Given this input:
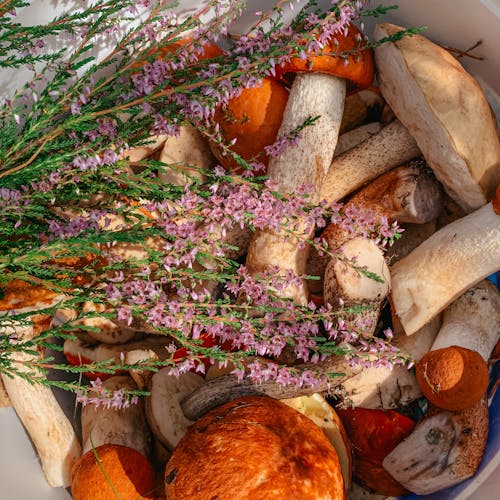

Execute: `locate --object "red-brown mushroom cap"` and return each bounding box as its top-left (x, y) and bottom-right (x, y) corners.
top-left (275, 24), bottom-right (374, 89)
top-left (71, 444), bottom-right (156, 500)
top-left (210, 76), bottom-right (289, 173)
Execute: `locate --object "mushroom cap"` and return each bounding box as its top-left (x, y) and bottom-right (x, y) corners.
top-left (164, 395), bottom-right (345, 499)
top-left (210, 76), bottom-right (289, 173)
top-left (416, 346), bottom-right (489, 411)
top-left (336, 407), bottom-right (415, 496)
top-left (71, 444), bottom-right (155, 500)
top-left (0, 280), bottom-right (56, 311)
top-left (275, 24), bottom-right (374, 89)
top-left (374, 23), bottom-right (500, 212)
top-left (493, 183), bottom-right (500, 215)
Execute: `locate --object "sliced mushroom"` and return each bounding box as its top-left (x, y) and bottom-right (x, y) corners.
top-left (382, 398), bottom-right (489, 495)
top-left (374, 23), bottom-right (500, 212)
top-left (145, 368), bottom-right (205, 450)
top-left (390, 201), bottom-right (500, 335)
top-left (81, 375), bottom-right (151, 458)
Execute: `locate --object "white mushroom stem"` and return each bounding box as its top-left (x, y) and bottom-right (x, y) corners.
top-left (81, 375), bottom-right (151, 458)
top-left (334, 121), bottom-right (382, 157)
top-left (391, 201), bottom-right (500, 335)
top-left (320, 119), bottom-right (421, 203)
top-left (180, 354), bottom-right (362, 421)
top-left (1, 359), bottom-right (82, 487)
top-left (125, 348), bottom-right (159, 390)
top-left (0, 296), bottom-right (80, 488)
top-left (374, 23), bottom-right (500, 212)
top-left (430, 280), bottom-right (500, 361)
top-left (338, 314), bottom-right (442, 409)
top-left (382, 398), bottom-right (489, 495)
top-left (323, 238), bottom-right (391, 335)
top-left (246, 72), bottom-right (346, 304)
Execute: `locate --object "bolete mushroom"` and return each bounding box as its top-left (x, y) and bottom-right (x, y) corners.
top-left (164, 396), bottom-right (345, 500)
top-left (245, 23), bottom-right (374, 305)
top-left (374, 23), bottom-right (500, 212)
top-left (390, 197), bottom-right (500, 335)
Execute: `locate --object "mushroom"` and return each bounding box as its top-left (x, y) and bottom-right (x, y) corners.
top-left (71, 444), bottom-right (156, 500)
top-left (282, 393), bottom-right (353, 490)
top-left (336, 407), bottom-right (416, 496)
top-left (210, 76), bottom-right (289, 174)
top-left (320, 119), bottom-right (421, 203)
top-left (0, 378), bottom-right (10, 407)
top-left (158, 124), bottom-right (217, 186)
top-left (374, 23), bottom-right (500, 212)
top-left (0, 282), bottom-right (80, 488)
top-left (382, 398), bottom-right (489, 495)
top-left (145, 367), bottom-right (205, 450)
top-left (390, 198), bottom-right (500, 335)
top-left (339, 88), bottom-right (384, 134)
top-left (334, 121), bottom-right (382, 157)
top-left (307, 162), bottom-right (441, 294)
top-left (164, 396), bottom-right (345, 500)
top-left (121, 134), bottom-right (168, 163)
top-left (245, 23), bottom-right (374, 305)
top-left (81, 375), bottom-right (152, 458)
top-left (415, 280), bottom-right (499, 411)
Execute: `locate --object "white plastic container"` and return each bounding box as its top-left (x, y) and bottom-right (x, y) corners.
top-left (0, 1), bottom-right (498, 499)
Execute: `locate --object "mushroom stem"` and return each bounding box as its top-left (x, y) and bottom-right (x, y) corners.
top-left (430, 280), bottom-right (500, 361)
top-left (180, 354), bottom-right (361, 421)
top-left (0, 378), bottom-right (10, 407)
top-left (334, 121), bottom-right (381, 157)
top-left (0, 294), bottom-right (81, 488)
top-left (81, 375), bottom-right (151, 458)
top-left (246, 72), bottom-right (346, 304)
top-left (320, 119), bottom-right (420, 203)
top-left (390, 201), bottom-right (500, 335)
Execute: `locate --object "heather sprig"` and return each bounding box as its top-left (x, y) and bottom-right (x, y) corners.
top-left (0, 0), bottom-right (418, 407)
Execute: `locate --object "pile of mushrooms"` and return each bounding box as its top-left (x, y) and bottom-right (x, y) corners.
top-left (1, 21), bottom-right (500, 499)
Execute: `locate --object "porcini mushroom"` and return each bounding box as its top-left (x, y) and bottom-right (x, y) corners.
top-left (81, 375), bottom-right (151, 458)
top-left (374, 23), bottom-right (500, 212)
top-left (245, 23), bottom-right (374, 304)
top-left (382, 398), bottom-right (489, 495)
top-left (390, 198), bottom-right (500, 335)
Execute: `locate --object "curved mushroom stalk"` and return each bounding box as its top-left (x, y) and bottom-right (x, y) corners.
top-left (374, 23), bottom-right (500, 212)
top-left (180, 355), bottom-right (362, 421)
top-left (382, 398), bottom-right (489, 495)
top-left (246, 72), bottom-right (346, 304)
top-left (81, 375), bottom-right (151, 459)
top-left (320, 119), bottom-right (421, 203)
top-left (391, 201), bottom-right (500, 335)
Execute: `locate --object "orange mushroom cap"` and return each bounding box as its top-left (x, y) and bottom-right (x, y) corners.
top-left (275, 24), bottom-right (374, 90)
top-left (416, 345), bottom-right (489, 411)
top-left (492, 183), bottom-right (500, 215)
top-left (71, 444), bottom-right (156, 500)
top-left (210, 76), bottom-right (289, 174)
